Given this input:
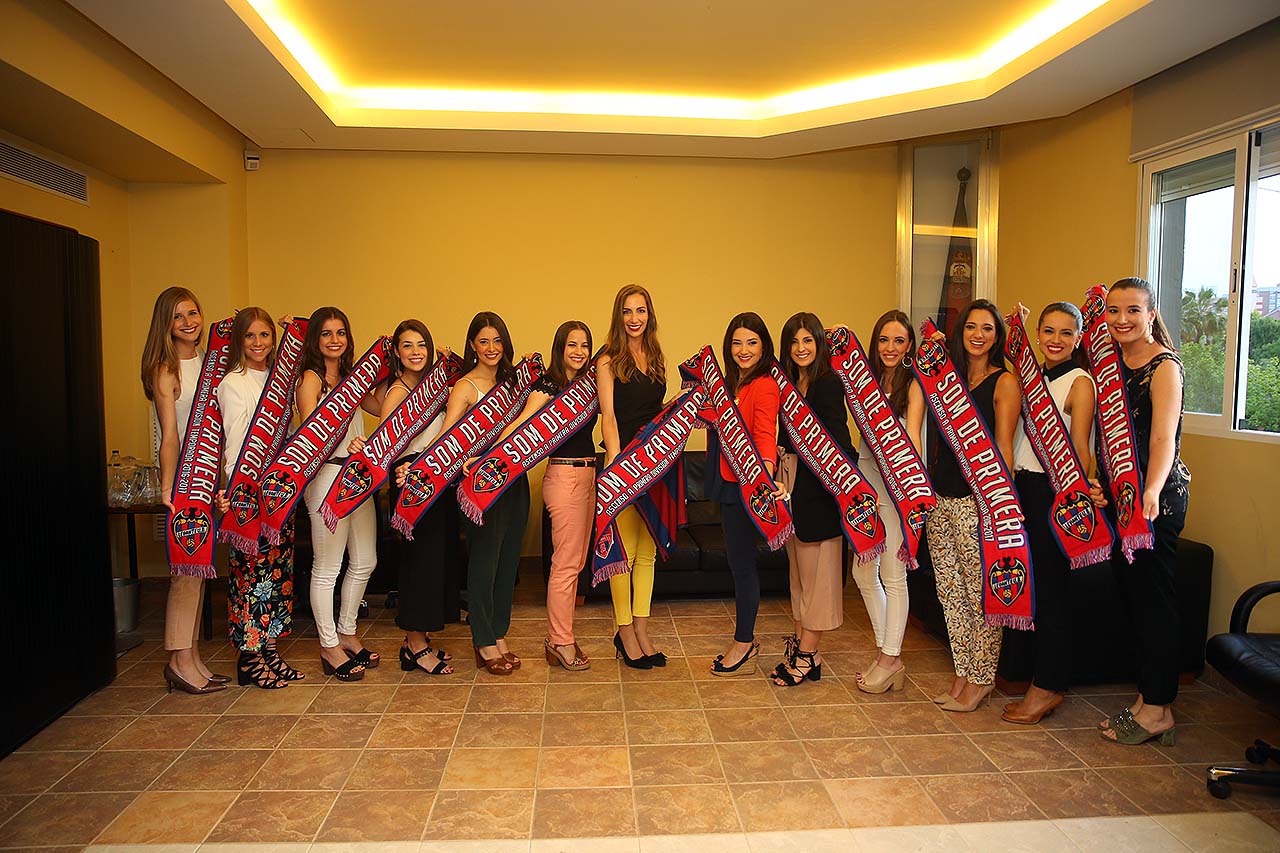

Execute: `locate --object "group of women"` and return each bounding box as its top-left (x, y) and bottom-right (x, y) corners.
top-left (140, 276), bottom-right (1189, 748)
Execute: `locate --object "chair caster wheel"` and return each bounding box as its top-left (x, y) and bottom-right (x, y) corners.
top-left (1246, 746), bottom-right (1266, 764)
top-left (1207, 779), bottom-right (1232, 799)
top-left (358, 599), bottom-right (370, 619)
top-left (385, 592), bottom-right (398, 609)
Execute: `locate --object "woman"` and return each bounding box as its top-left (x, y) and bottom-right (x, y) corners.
top-left (1098, 277), bottom-right (1190, 746)
top-left (141, 286), bottom-right (227, 694)
top-left (298, 307), bottom-right (382, 682)
top-left (486, 321), bottom-right (597, 672)
top-left (363, 320), bottom-right (453, 676)
top-left (772, 312), bottom-right (851, 686)
top-left (598, 285), bottom-right (667, 670)
top-left (926, 300), bottom-right (1020, 712)
top-left (854, 310), bottom-right (926, 694)
top-left (1002, 302), bottom-right (1095, 723)
top-left (708, 312), bottom-right (782, 677)
top-left (217, 308), bottom-right (302, 689)
top-left (450, 312), bottom-right (527, 676)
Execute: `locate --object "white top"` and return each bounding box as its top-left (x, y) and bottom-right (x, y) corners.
top-left (216, 367), bottom-right (268, 479)
top-left (404, 411), bottom-right (445, 458)
top-left (1014, 365), bottom-right (1093, 474)
top-left (150, 353), bottom-right (203, 460)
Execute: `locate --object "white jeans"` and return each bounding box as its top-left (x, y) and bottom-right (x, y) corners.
top-left (305, 464), bottom-right (378, 649)
top-left (851, 463), bottom-right (909, 657)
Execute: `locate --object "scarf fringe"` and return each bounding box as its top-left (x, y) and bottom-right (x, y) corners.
top-left (897, 543), bottom-right (920, 571)
top-left (391, 514), bottom-right (414, 540)
top-left (320, 503), bottom-right (341, 534)
top-left (1121, 532), bottom-right (1154, 564)
top-left (986, 613), bottom-right (1035, 631)
top-left (591, 559), bottom-right (630, 588)
top-left (855, 538), bottom-right (887, 565)
top-left (458, 492), bottom-right (485, 526)
top-left (170, 562), bottom-right (216, 579)
top-left (217, 529), bottom-right (259, 554)
top-left (260, 524), bottom-right (283, 548)
top-left (767, 523), bottom-right (794, 552)
top-left (1069, 545), bottom-right (1112, 571)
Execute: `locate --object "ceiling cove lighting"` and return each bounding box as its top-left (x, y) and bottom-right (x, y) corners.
top-left (242, 0), bottom-right (1114, 120)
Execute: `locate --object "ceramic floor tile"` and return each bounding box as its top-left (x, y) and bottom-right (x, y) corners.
top-left (247, 749), bottom-right (361, 790)
top-left (542, 711), bottom-right (627, 746)
top-left (314, 789), bottom-right (435, 842)
top-left (783, 704), bottom-right (877, 739)
top-left (618, 657), bottom-right (693, 682)
top-left (224, 684), bottom-right (321, 715)
top-left (191, 714), bottom-right (299, 750)
top-left (386, 684), bottom-right (472, 714)
top-left (205, 790), bottom-right (337, 843)
top-left (52, 751), bottom-right (182, 792)
top-left (102, 716), bottom-right (218, 751)
top-left (0, 792), bottom-right (136, 846)
top-left (465, 684), bottom-right (548, 713)
top-left (279, 713), bottom-right (381, 750)
top-left (953, 819), bottom-right (1077, 852)
top-left (66, 687), bottom-right (168, 717)
top-left (862, 702), bottom-right (959, 736)
top-left (802, 737), bottom-right (909, 779)
top-left (745, 827), bottom-right (858, 852)
top-left (621, 681), bottom-right (702, 712)
top-left (632, 784), bottom-right (741, 835)
top-left (624, 710), bottom-right (713, 745)
top-left (344, 748), bottom-right (449, 790)
top-left (144, 687), bottom-right (243, 716)
top-left (822, 777), bottom-right (947, 827)
top-left (695, 680), bottom-right (779, 711)
top-left (919, 773), bottom-right (1046, 823)
top-left (94, 790), bottom-right (237, 844)
top-left (703, 708), bottom-right (795, 743)
top-left (366, 713), bottom-right (461, 749)
top-left (1005, 768), bottom-right (1143, 819)
top-left (1099, 765), bottom-right (1241, 814)
top-left (1053, 815), bottom-right (1185, 851)
top-left (0, 794), bottom-right (32, 826)
top-left (629, 744), bottom-right (724, 786)
top-left (1153, 811), bottom-right (1280, 851)
top-left (968, 730), bottom-right (1086, 772)
top-left (455, 712), bottom-right (544, 748)
top-left (538, 746), bottom-right (631, 788)
top-left (1049, 727), bottom-right (1176, 768)
top-left (149, 750), bottom-right (271, 792)
top-left (531, 788), bottom-right (636, 838)
top-left (543, 683), bottom-right (624, 713)
top-left (18, 716), bottom-right (133, 752)
top-left (0, 751), bottom-right (90, 794)
top-left (440, 747), bottom-right (541, 789)
top-left (422, 788), bottom-right (535, 840)
top-left (728, 781), bottom-right (843, 832)
top-left (886, 734), bottom-right (998, 776)
top-left (308, 685), bottom-right (398, 715)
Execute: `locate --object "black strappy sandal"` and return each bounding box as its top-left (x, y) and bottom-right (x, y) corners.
top-left (321, 657), bottom-right (366, 681)
top-left (344, 647), bottom-right (380, 669)
top-left (772, 650), bottom-right (822, 686)
top-left (262, 646), bottom-right (305, 681)
top-left (237, 652), bottom-right (288, 690)
top-left (400, 644), bottom-right (452, 675)
top-left (425, 637), bottom-right (452, 662)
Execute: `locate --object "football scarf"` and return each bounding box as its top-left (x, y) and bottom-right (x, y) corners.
top-left (459, 364), bottom-right (599, 524)
top-left (167, 317), bottom-right (234, 578)
top-left (914, 320), bottom-right (1035, 630)
top-left (258, 336), bottom-right (395, 545)
top-left (770, 362), bottom-right (886, 563)
top-left (679, 346), bottom-right (793, 551)
top-left (1006, 311), bottom-right (1115, 570)
top-left (826, 327), bottom-right (936, 570)
top-left (391, 356), bottom-right (544, 538)
top-left (219, 317), bottom-right (309, 553)
top-left (592, 387), bottom-right (702, 585)
top-left (320, 352), bottom-right (464, 531)
top-left (1081, 284), bottom-right (1154, 561)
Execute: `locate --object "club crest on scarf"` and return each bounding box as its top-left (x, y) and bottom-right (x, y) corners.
top-left (749, 483), bottom-right (779, 526)
top-left (171, 507), bottom-right (211, 556)
top-left (337, 460), bottom-right (373, 503)
top-left (472, 458), bottom-right (510, 494)
top-left (845, 493), bottom-right (879, 538)
top-left (906, 502), bottom-right (930, 536)
top-left (1054, 490), bottom-right (1097, 541)
top-left (915, 339), bottom-right (948, 377)
top-left (1117, 480), bottom-right (1138, 529)
top-left (400, 469), bottom-right (435, 508)
top-left (827, 325), bottom-right (851, 356)
top-left (594, 524), bottom-right (615, 560)
top-left (228, 482), bottom-right (257, 525)
top-left (261, 470), bottom-right (295, 515)
top-left (988, 555), bottom-right (1028, 608)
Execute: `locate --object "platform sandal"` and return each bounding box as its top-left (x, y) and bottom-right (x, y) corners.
top-left (321, 656), bottom-right (366, 681)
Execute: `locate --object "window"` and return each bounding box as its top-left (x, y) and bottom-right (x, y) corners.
top-left (1140, 120), bottom-right (1280, 438)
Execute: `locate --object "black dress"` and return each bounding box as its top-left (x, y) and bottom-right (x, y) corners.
top-left (609, 368), bottom-right (666, 448)
top-left (778, 371), bottom-right (857, 542)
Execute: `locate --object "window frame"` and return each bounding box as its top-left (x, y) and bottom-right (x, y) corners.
top-left (1137, 117), bottom-right (1280, 445)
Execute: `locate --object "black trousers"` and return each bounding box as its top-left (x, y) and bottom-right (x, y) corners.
top-left (389, 460), bottom-right (448, 634)
top-left (1015, 471), bottom-right (1071, 693)
top-left (1109, 498), bottom-right (1186, 706)
top-left (721, 492), bottom-right (760, 643)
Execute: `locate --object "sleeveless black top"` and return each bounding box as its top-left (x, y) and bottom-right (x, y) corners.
top-left (611, 369), bottom-right (666, 447)
top-left (531, 375), bottom-right (600, 459)
top-left (931, 369), bottom-right (1003, 499)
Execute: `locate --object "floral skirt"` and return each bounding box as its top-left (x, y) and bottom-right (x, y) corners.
top-left (227, 516), bottom-right (295, 652)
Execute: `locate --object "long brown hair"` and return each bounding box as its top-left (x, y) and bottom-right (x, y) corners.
top-left (226, 307), bottom-right (276, 374)
top-left (140, 286), bottom-right (203, 401)
top-left (779, 312), bottom-right (831, 389)
top-left (462, 311), bottom-right (515, 382)
top-left (1109, 276), bottom-right (1176, 350)
top-left (722, 312), bottom-right (774, 394)
top-left (546, 320), bottom-right (593, 390)
top-left (949, 299), bottom-right (1007, 376)
top-left (391, 319), bottom-right (434, 381)
top-left (869, 310), bottom-right (917, 419)
top-left (301, 306), bottom-right (354, 392)
top-left (603, 284), bottom-right (665, 383)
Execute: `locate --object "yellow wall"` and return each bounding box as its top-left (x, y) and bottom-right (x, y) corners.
top-left (245, 146), bottom-right (901, 551)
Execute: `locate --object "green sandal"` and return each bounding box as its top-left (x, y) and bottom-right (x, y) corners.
top-left (1097, 707), bottom-right (1134, 731)
top-left (1100, 711), bottom-right (1176, 746)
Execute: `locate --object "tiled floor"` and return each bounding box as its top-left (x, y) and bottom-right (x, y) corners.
top-left (3, 569), bottom-right (1279, 851)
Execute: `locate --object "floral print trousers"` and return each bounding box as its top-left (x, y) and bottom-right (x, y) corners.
top-left (227, 517), bottom-right (295, 652)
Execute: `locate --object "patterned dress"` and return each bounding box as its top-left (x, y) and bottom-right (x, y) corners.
top-left (228, 517), bottom-right (296, 652)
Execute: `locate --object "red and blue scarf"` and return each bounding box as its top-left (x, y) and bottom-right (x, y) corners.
top-left (826, 327), bottom-right (936, 569)
top-left (592, 387), bottom-right (700, 586)
top-left (770, 362), bottom-right (886, 562)
top-left (391, 356), bottom-right (544, 538)
top-left (320, 352), bottom-right (463, 531)
top-left (460, 364), bottom-right (599, 524)
top-left (1006, 311), bottom-right (1115, 569)
top-left (679, 346), bottom-right (793, 550)
top-left (1081, 285), bottom-right (1154, 561)
top-left (258, 337), bottom-right (395, 545)
top-left (915, 320), bottom-right (1034, 630)
top-left (167, 317), bottom-right (234, 577)
top-left (219, 317), bottom-right (308, 553)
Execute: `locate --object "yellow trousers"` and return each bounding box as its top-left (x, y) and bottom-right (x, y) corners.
top-left (608, 506), bottom-right (656, 625)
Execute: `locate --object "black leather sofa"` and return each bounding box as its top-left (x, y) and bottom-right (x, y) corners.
top-left (542, 450), bottom-right (794, 600)
top-left (906, 531), bottom-right (1214, 686)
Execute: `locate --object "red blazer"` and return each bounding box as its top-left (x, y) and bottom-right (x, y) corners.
top-left (720, 374), bottom-right (780, 482)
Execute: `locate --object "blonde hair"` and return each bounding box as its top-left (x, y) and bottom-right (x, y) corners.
top-left (140, 286), bottom-right (203, 401)
top-left (603, 284), bottom-right (664, 383)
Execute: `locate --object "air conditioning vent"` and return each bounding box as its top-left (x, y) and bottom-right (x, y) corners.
top-left (0, 141), bottom-right (88, 203)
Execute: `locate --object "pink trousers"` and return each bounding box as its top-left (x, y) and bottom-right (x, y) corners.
top-left (543, 463), bottom-right (595, 645)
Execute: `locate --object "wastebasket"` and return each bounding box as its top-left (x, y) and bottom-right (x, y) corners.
top-left (113, 577), bottom-right (140, 634)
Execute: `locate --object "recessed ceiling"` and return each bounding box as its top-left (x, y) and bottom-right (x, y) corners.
top-left (67, 0), bottom-right (1280, 157)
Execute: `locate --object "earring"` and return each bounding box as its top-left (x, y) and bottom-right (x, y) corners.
top-left (902, 356), bottom-right (914, 368)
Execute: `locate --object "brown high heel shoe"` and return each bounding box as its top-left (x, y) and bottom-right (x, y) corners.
top-left (475, 646), bottom-right (514, 676)
top-left (164, 664), bottom-right (226, 695)
top-left (545, 639), bottom-right (591, 671)
top-left (1002, 693), bottom-right (1064, 724)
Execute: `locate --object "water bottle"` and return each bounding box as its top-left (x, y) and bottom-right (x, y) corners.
top-left (107, 450), bottom-right (123, 507)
